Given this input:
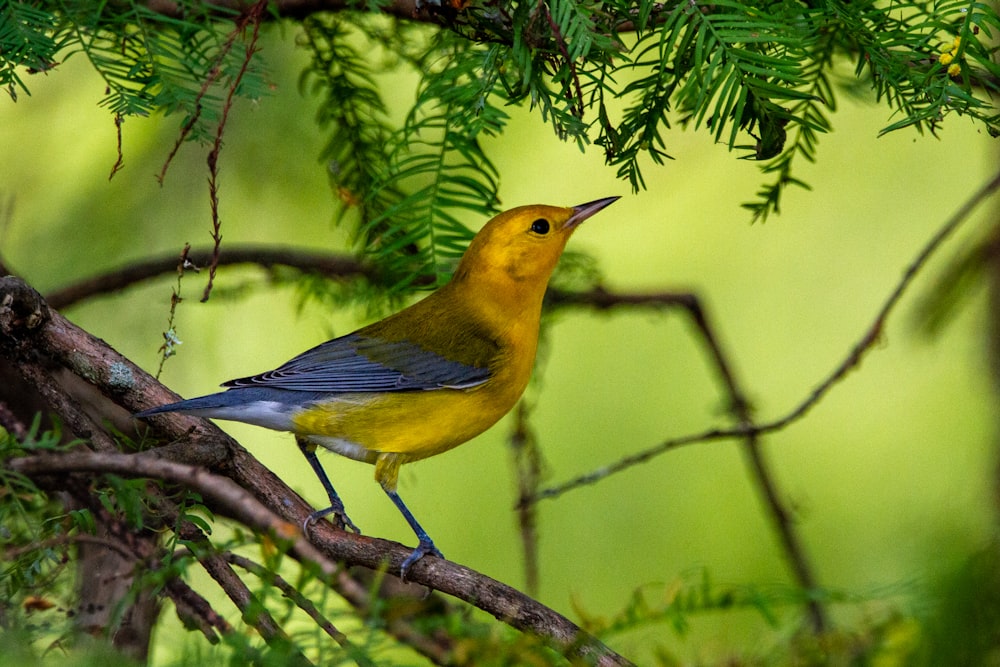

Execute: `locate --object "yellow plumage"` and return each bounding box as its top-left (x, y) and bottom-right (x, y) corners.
top-left (137, 197), bottom-right (618, 577)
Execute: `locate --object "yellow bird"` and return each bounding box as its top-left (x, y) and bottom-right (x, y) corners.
top-left (136, 197), bottom-right (618, 577)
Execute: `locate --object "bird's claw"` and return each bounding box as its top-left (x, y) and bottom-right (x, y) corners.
top-left (399, 539), bottom-right (444, 582)
top-left (303, 505), bottom-right (361, 535)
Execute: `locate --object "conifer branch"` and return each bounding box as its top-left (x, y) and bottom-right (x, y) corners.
top-left (4, 0), bottom-right (997, 271)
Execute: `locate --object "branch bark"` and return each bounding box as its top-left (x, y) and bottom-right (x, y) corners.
top-left (549, 285), bottom-right (828, 631)
top-left (33, 247), bottom-right (829, 629)
top-left (0, 275), bottom-right (633, 667)
top-left (146, 0), bottom-right (419, 21)
top-left (43, 245), bottom-right (373, 310)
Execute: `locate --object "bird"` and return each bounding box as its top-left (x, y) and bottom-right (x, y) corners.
top-left (136, 196), bottom-right (618, 578)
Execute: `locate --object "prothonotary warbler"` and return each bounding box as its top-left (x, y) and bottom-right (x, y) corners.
top-left (136, 197), bottom-right (618, 578)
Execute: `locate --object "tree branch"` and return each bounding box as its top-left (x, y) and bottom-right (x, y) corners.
top-left (36, 244), bottom-right (828, 627)
top-left (43, 246), bottom-right (373, 310)
top-left (0, 275), bottom-right (634, 667)
top-left (196, 545), bottom-right (306, 660)
top-left (147, 0), bottom-right (419, 21)
top-left (550, 285), bottom-right (827, 631)
top-left (226, 552), bottom-right (377, 667)
top-left (165, 575), bottom-right (233, 642)
top-left (508, 400), bottom-right (543, 596)
top-left (531, 166), bottom-right (1000, 500)
top-left (329, 567), bottom-right (457, 664)
top-left (8, 451), bottom-right (341, 576)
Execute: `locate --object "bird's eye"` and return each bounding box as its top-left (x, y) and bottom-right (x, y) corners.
top-left (530, 218), bottom-right (550, 235)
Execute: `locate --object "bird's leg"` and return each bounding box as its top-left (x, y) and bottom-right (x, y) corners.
top-left (384, 488), bottom-right (445, 581)
top-left (296, 436), bottom-right (360, 534)
top-left (375, 453), bottom-right (444, 580)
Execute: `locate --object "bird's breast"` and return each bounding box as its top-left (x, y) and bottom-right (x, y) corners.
top-left (291, 365), bottom-right (527, 464)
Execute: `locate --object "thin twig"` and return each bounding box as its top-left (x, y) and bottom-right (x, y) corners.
top-left (546, 286), bottom-right (698, 310)
top-left (226, 552), bottom-right (378, 667)
top-left (0, 399), bottom-right (28, 440)
top-left (15, 361), bottom-right (119, 453)
top-left (145, 0), bottom-right (419, 22)
top-left (195, 547), bottom-right (302, 655)
top-left (552, 285), bottom-right (827, 629)
top-left (8, 451), bottom-right (340, 578)
top-left (155, 2), bottom-right (263, 184)
top-left (201, 1), bottom-right (268, 303)
top-left (683, 299), bottom-right (827, 632)
top-left (109, 113), bottom-right (125, 180)
top-left (2, 532), bottom-right (135, 562)
top-left (165, 576), bottom-right (233, 642)
top-left (330, 569), bottom-right (456, 665)
top-left (531, 167), bottom-right (1000, 502)
top-left (509, 400), bottom-right (542, 596)
top-left (43, 246), bottom-right (371, 310)
top-left (541, 2), bottom-right (585, 118)
top-left (156, 243), bottom-right (191, 378)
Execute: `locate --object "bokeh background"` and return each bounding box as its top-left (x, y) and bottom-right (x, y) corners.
top-left (2, 27), bottom-right (997, 663)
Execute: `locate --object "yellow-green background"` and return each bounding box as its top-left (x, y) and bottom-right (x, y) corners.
top-left (1, 27), bottom-right (996, 663)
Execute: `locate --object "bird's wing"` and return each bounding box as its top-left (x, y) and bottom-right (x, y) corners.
top-left (222, 333), bottom-right (491, 393)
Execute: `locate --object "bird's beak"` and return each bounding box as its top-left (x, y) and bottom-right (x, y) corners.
top-left (566, 196), bottom-right (620, 229)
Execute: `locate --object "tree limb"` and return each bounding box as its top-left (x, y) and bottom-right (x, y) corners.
top-left (531, 166), bottom-right (1000, 500)
top-left (36, 247), bottom-right (828, 628)
top-left (549, 285), bottom-right (827, 631)
top-left (43, 245), bottom-right (373, 310)
top-left (226, 552), bottom-right (377, 667)
top-left (146, 0), bottom-right (419, 22)
top-left (0, 275), bottom-right (634, 667)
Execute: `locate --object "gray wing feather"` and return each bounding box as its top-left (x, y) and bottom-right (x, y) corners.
top-left (222, 333), bottom-right (489, 393)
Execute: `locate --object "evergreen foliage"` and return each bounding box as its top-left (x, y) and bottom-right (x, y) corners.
top-left (2, 0), bottom-right (998, 279)
top-left (3, 4), bottom-right (1000, 664)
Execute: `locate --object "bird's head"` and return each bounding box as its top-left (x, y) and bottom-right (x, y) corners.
top-left (453, 197), bottom-right (619, 289)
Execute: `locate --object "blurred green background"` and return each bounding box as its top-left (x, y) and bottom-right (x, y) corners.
top-left (1, 27), bottom-right (997, 663)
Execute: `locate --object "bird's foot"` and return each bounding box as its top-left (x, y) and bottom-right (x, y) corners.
top-left (303, 504), bottom-right (361, 535)
top-left (399, 538), bottom-right (444, 582)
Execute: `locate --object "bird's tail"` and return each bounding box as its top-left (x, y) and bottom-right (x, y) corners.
top-left (134, 392), bottom-right (236, 419)
top-left (134, 387), bottom-right (309, 431)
